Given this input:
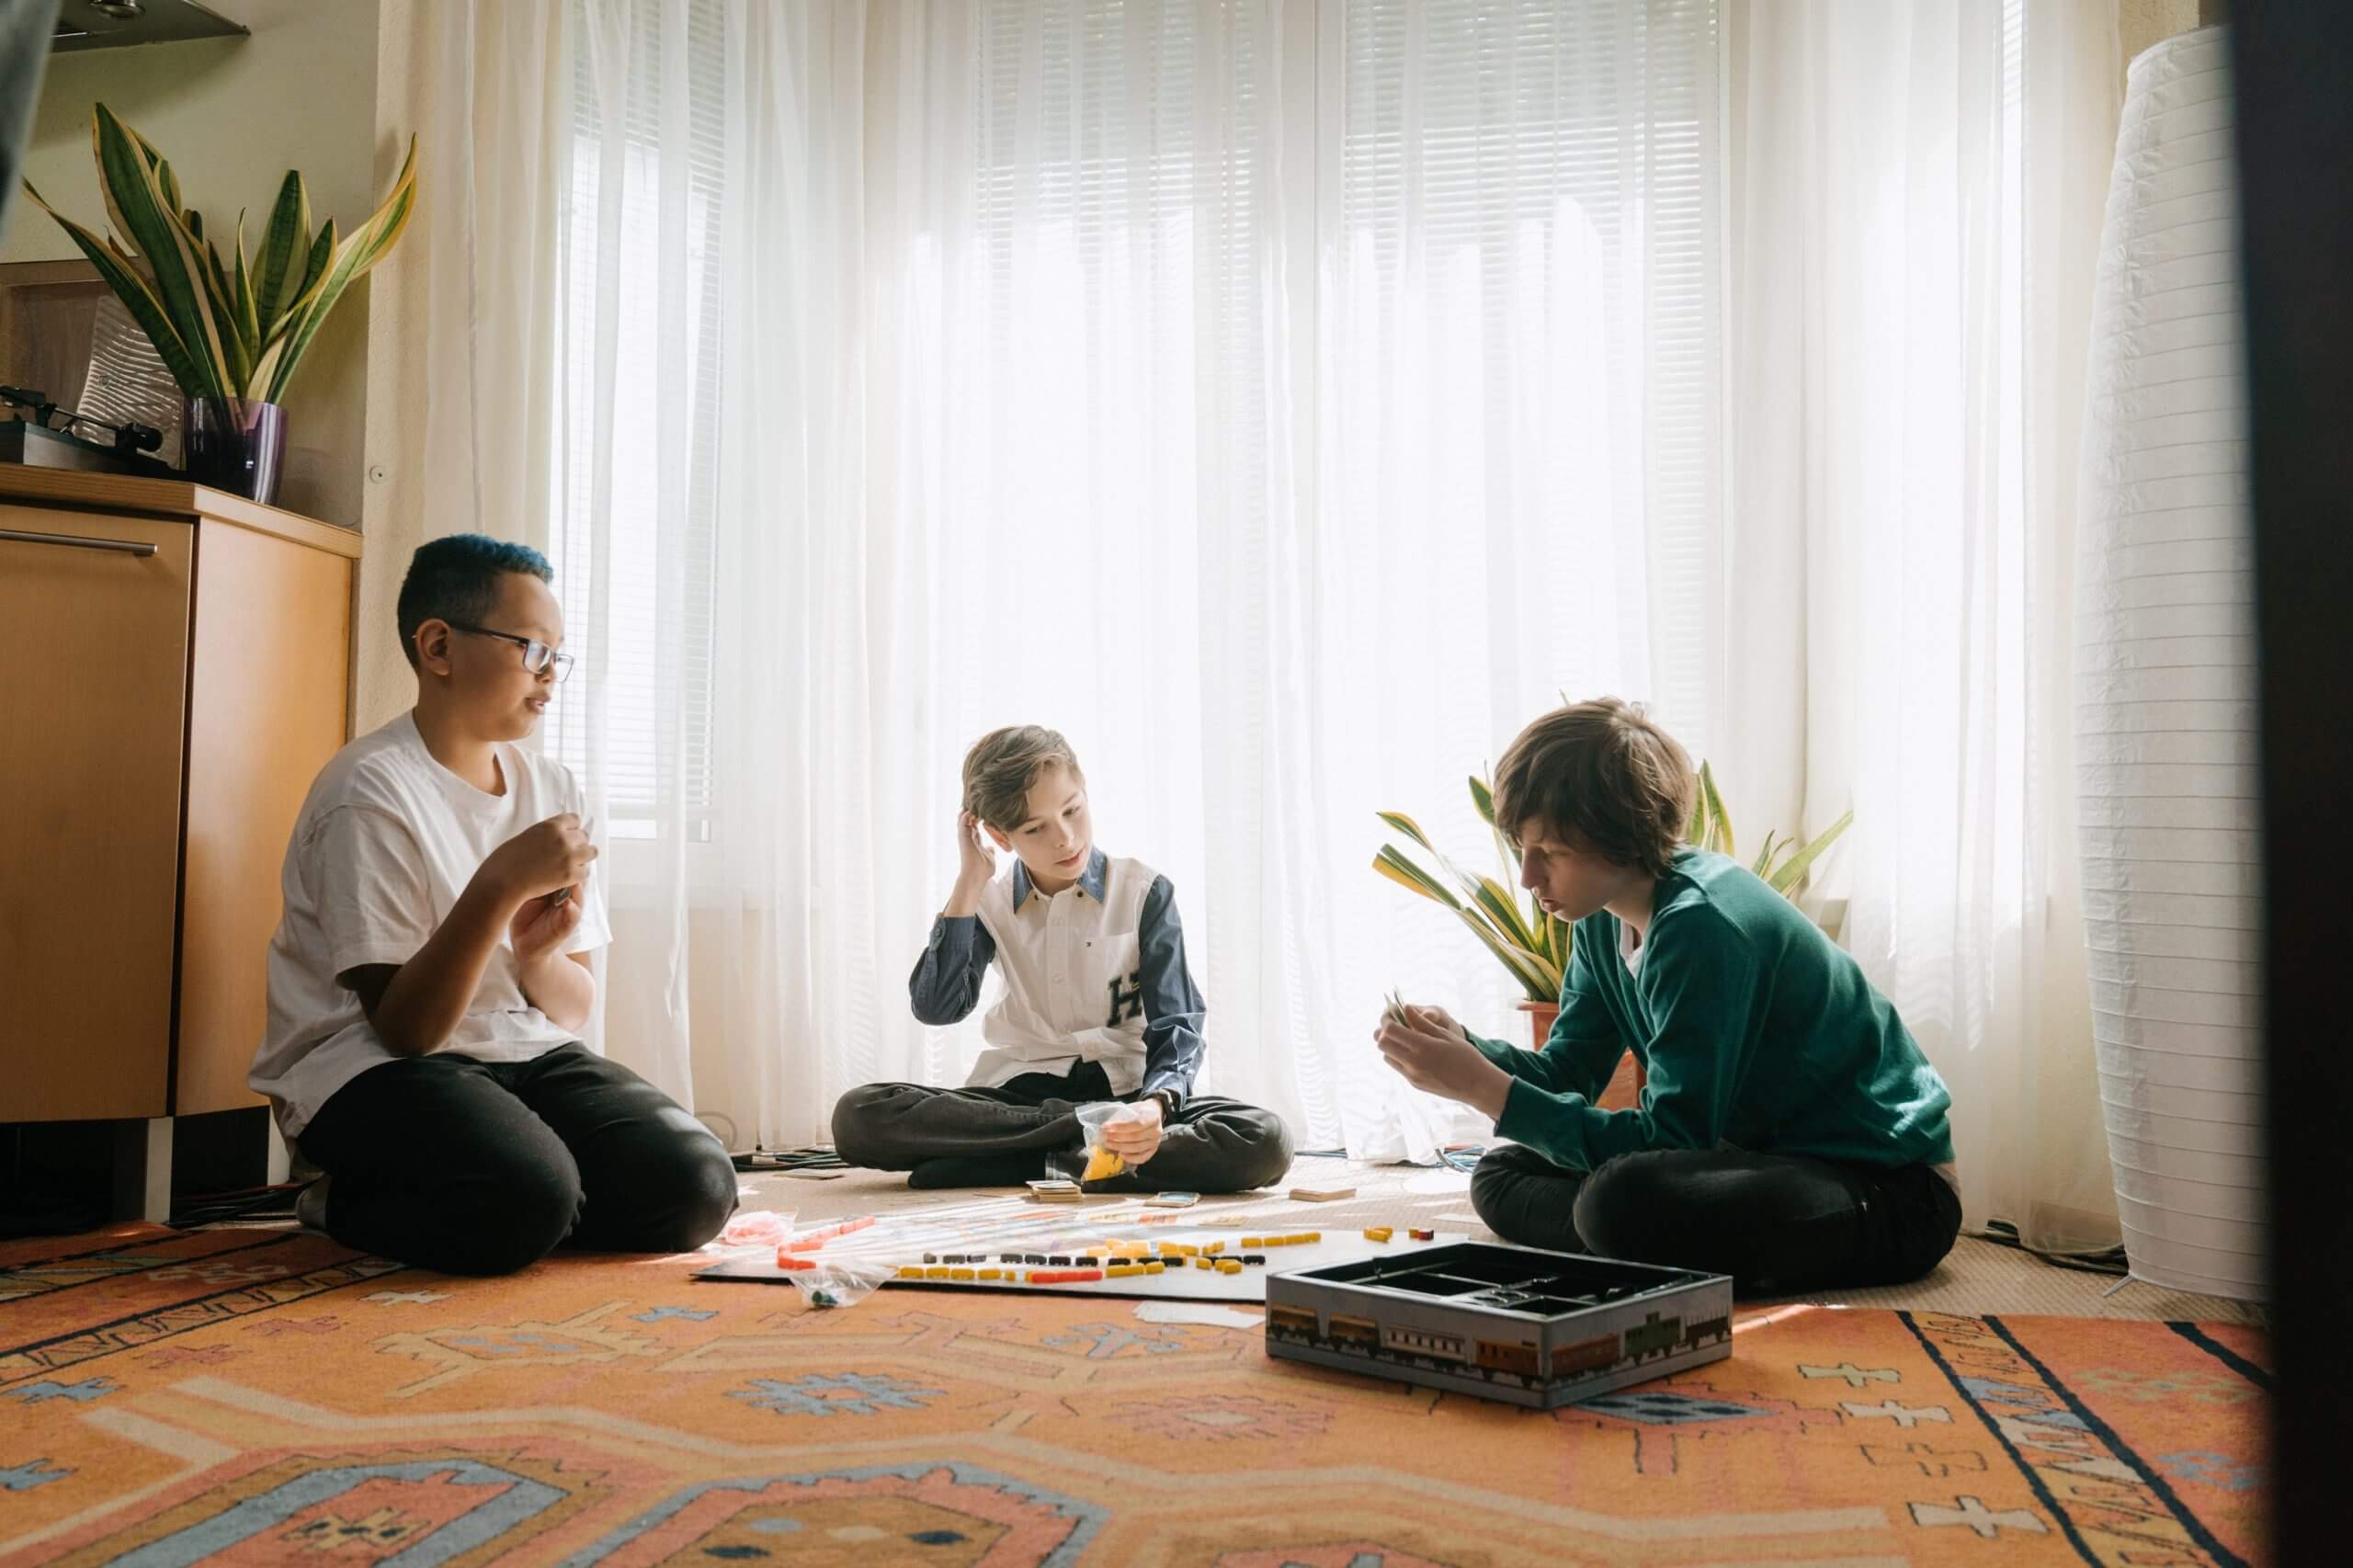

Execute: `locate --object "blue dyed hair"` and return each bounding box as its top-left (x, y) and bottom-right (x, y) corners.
top-left (395, 533), bottom-right (554, 670)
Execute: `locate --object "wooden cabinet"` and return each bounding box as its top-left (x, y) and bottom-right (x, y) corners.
top-left (1, 469), bottom-right (359, 1134)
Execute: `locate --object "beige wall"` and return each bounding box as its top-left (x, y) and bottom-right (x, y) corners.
top-left (1, 0), bottom-right (384, 528)
top-left (2119, 0), bottom-right (2218, 83)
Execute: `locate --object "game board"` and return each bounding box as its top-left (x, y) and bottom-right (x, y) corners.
top-left (691, 1191), bottom-right (1469, 1302)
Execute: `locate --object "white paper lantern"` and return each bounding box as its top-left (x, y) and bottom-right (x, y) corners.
top-left (2075, 26), bottom-right (2262, 1301)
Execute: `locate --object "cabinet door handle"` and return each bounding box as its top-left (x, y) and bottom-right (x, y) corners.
top-left (0, 527), bottom-right (159, 558)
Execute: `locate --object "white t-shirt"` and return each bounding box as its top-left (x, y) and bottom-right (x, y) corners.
top-left (249, 711), bottom-right (611, 1138)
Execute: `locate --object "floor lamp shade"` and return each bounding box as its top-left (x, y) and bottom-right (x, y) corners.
top-left (2075, 27), bottom-right (2262, 1301)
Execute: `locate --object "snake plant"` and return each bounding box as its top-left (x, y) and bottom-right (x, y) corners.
top-left (24, 104), bottom-right (415, 405)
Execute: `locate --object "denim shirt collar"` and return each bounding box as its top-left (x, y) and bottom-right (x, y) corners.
top-left (1011, 846), bottom-right (1109, 911)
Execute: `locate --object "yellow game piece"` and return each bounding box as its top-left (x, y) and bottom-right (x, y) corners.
top-left (899, 1266), bottom-right (926, 1279)
top-left (926, 1266), bottom-right (951, 1278)
top-left (1193, 1256), bottom-right (1212, 1269)
top-left (950, 1267), bottom-right (975, 1280)
top-left (1083, 1145), bottom-right (1126, 1182)
top-left (1107, 1263), bottom-right (1139, 1278)
top-left (980, 1267), bottom-right (1002, 1280)
top-left (1218, 1258), bottom-right (1244, 1274)
top-left (1241, 1236), bottom-right (1264, 1248)
top-left (1144, 1260), bottom-right (1165, 1274)
top-left (1364, 1226), bottom-right (1393, 1243)
top-left (1203, 1240), bottom-right (1224, 1255)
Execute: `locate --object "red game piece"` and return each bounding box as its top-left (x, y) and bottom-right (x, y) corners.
top-left (783, 1214), bottom-right (876, 1253)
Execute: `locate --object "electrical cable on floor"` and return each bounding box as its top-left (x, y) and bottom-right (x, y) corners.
top-left (1979, 1218), bottom-right (2130, 1275)
top-left (1290, 1145), bottom-right (1486, 1172)
top-left (168, 1184), bottom-right (303, 1228)
top-left (732, 1145), bottom-right (848, 1173)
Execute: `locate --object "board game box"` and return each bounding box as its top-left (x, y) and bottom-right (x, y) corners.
top-left (1263, 1241), bottom-right (1733, 1408)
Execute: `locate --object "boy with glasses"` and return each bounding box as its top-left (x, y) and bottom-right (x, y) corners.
top-left (249, 534), bottom-right (735, 1275)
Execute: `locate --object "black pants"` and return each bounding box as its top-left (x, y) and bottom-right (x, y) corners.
top-left (297, 1044), bottom-right (738, 1277)
top-left (1469, 1141), bottom-right (1961, 1296)
top-left (831, 1061), bottom-right (1293, 1193)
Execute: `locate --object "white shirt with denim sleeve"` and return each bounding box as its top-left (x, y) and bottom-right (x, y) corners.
top-left (247, 711), bottom-right (612, 1139)
top-left (908, 848), bottom-right (1208, 1102)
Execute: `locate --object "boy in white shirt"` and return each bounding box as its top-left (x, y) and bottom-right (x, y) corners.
top-left (833, 726), bottom-right (1292, 1191)
top-left (250, 535), bottom-right (735, 1275)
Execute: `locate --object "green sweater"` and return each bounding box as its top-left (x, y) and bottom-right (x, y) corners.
top-left (1472, 849), bottom-right (1955, 1173)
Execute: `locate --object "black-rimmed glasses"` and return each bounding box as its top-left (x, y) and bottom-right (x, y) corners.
top-left (451, 624), bottom-right (575, 683)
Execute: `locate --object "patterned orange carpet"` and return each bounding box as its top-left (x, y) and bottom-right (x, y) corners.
top-left (1, 1223), bottom-right (2268, 1565)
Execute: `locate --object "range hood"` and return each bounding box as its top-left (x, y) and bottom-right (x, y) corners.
top-left (51, 0), bottom-right (248, 52)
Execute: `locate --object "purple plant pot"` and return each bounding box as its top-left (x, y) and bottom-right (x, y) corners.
top-left (182, 397), bottom-right (288, 505)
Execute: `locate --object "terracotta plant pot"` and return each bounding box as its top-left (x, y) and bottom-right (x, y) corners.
top-left (1515, 999), bottom-right (1644, 1110)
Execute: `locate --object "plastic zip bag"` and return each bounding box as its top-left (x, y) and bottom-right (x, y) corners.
top-left (790, 1257), bottom-right (893, 1310)
top-left (1075, 1100), bottom-right (1154, 1183)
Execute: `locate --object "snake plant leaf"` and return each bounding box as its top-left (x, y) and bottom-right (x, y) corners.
top-left (230, 211), bottom-right (261, 358)
top-left (202, 237), bottom-right (253, 390)
top-left (92, 105), bottom-right (227, 399)
top-left (1766, 809), bottom-right (1855, 895)
top-left (256, 169), bottom-right (311, 329)
top-left (1373, 847), bottom-right (1466, 910)
top-left (248, 220), bottom-right (336, 394)
top-left (19, 188), bottom-right (214, 399)
top-left (1447, 908), bottom-right (1559, 1000)
top-left (1376, 812), bottom-right (1437, 852)
top-left (1377, 850), bottom-right (1558, 997)
top-left (264, 222), bottom-right (338, 350)
top-left (1471, 771), bottom-right (1528, 893)
top-left (263, 136), bottom-right (417, 403)
top-left (125, 119), bottom-right (185, 217)
top-left (1749, 828), bottom-right (1781, 878)
top-left (1700, 761), bottom-right (1735, 856)
top-left (1472, 876), bottom-right (1540, 952)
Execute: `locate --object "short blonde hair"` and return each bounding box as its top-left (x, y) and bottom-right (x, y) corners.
top-left (1491, 699), bottom-right (1694, 879)
top-left (962, 725), bottom-right (1085, 832)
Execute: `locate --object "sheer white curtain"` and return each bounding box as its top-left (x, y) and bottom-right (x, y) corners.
top-left (1725, 0), bottom-right (2123, 1251)
top-left (1303, 0), bottom-right (1725, 1154)
top-left (371, 0), bottom-right (1720, 1158)
top-left (517, 0), bottom-right (1728, 1156)
top-left (864, 0), bottom-right (1303, 1129)
top-left (360, 0), bottom-right (570, 734)
top-left (551, 0), bottom-right (875, 1133)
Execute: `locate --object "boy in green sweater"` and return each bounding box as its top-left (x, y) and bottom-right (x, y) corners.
top-left (1375, 699), bottom-right (1961, 1294)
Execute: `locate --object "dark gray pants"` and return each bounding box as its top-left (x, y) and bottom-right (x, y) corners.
top-left (298, 1044), bottom-right (738, 1277)
top-left (832, 1060), bottom-right (1292, 1193)
top-left (1470, 1141), bottom-right (1961, 1296)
